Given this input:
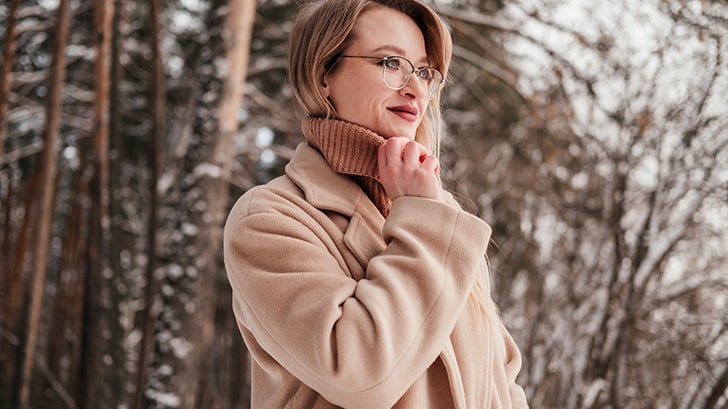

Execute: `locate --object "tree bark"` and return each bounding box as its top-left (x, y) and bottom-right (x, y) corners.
top-left (0, 0), bottom-right (21, 161)
top-left (134, 0), bottom-right (164, 406)
top-left (151, 0), bottom-right (257, 406)
top-left (1, 162), bottom-right (42, 409)
top-left (703, 364), bottom-right (728, 409)
top-left (79, 1), bottom-right (117, 407)
top-left (193, 0), bottom-right (256, 406)
top-left (0, 3), bottom-right (23, 403)
top-left (94, 0), bottom-right (113, 235)
top-left (46, 157), bottom-right (90, 407)
top-left (105, 0), bottom-right (129, 405)
top-left (18, 0), bottom-right (72, 407)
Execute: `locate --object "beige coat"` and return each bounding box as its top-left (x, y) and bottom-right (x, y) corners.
top-left (224, 143), bottom-right (529, 408)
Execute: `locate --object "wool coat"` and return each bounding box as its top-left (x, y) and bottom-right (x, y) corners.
top-left (223, 141), bottom-right (529, 408)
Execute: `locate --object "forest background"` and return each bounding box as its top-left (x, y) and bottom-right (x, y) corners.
top-left (1, 0), bottom-right (726, 408)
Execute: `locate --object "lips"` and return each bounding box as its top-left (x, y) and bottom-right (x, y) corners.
top-left (387, 105), bottom-right (419, 121)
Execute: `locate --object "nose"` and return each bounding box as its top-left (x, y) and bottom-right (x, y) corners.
top-left (399, 74), bottom-right (428, 100)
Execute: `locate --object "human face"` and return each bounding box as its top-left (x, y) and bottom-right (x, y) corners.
top-left (322, 6), bottom-right (433, 140)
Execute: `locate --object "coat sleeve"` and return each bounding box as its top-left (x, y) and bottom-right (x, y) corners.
top-left (223, 188), bottom-right (491, 408)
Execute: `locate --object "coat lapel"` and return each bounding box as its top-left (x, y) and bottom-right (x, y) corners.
top-left (344, 200), bottom-right (386, 271)
top-left (286, 143), bottom-right (387, 276)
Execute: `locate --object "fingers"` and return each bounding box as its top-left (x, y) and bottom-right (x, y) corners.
top-left (378, 137), bottom-right (407, 168)
top-left (379, 137), bottom-right (429, 167)
top-left (419, 155), bottom-right (440, 175)
top-left (401, 140), bottom-right (439, 175)
top-left (377, 138), bottom-right (441, 201)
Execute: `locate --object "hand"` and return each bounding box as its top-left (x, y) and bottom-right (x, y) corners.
top-left (377, 137), bottom-right (441, 201)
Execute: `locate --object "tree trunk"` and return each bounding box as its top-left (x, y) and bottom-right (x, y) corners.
top-left (0, 0), bottom-right (21, 161)
top-left (92, 0), bottom-right (121, 403)
top-left (106, 0), bottom-right (130, 405)
top-left (0, 3), bottom-right (22, 405)
top-left (192, 1), bottom-right (256, 406)
top-left (134, 0), bottom-right (164, 406)
top-left (703, 364), bottom-right (728, 409)
top-left (45, 156), bottom-right (90, 407)
top-left (80, 0), bottom-right (118, 407)
top-left (1, 161), bottom-right (43, 409)
top-left (18, 0), bottom-right (72, 406)
top-left (147, 0), bottom-right (257, 406)
top-left (94, 0), bottom-right (113, 236)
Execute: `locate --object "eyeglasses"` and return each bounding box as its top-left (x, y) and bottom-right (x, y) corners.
top-left (339, 55), bottom-right (443, 100)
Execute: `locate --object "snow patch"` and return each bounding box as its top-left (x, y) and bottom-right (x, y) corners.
top-left (146, 390), bottom-right (181, 407)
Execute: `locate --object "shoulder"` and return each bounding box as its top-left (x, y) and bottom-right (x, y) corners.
top-left (225, 175), bottom-right (307, 229)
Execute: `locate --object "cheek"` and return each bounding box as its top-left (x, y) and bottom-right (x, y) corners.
top-left (327, 78), bottom-right (357, 110)
top-left (330, 83), bottom-right (383, 116)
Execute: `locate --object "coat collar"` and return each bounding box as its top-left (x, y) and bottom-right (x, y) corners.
top-left (285, 142), bottom-right (383, 220)
top-left (285, 142), bottom-right (387, 269)
top-left (301, 118), bottom-right (391, 216)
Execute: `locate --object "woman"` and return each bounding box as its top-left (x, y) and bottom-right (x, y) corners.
top-left (223, 0), bottom-right (529, 407)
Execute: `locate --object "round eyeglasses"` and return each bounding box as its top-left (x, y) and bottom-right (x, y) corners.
top-left (339, 55), bottom-right (443, 100)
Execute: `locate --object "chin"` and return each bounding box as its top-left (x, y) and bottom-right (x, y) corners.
top-left (381, 127), bottom-right (417, 140)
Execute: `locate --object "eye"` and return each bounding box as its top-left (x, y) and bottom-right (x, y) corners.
top-left (382, 58), bottom-right (403, 71)
top-left (417, 69), bottom-right (433, 81)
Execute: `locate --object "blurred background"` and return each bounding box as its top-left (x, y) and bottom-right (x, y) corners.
top-left (1, 0), bottom-right (726, 408)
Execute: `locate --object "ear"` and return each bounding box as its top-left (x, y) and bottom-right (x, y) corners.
top-left (319, 77), bottom-right (330, 98)
top-left (320, 74), bottom-right (330, 98)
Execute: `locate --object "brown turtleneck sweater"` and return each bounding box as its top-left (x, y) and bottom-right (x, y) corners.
top-left (301, 117), bottom-right (392, 217)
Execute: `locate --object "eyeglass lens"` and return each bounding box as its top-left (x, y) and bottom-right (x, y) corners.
top-left (382, 57), bottom-right (441, 98)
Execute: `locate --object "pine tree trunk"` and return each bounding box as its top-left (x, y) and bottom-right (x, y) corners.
top-left (1, 162), bottom-right (42, 408)
top-left (703, 364), bottom-right (728, 409)
top-left (0, 3), bottom-right (22, 405)
top-left (189, 2), bottom-right (257, 406)
top-left (0, 0), bottom-right (21, 160)
top-left (18, 0), bottom-right (72, 406)
top-left (147, 0), bottom-right (257, 406)
top-left (79, 0), bottom-right (118, 407)
top-left (133, 0), bottom-right (164, 406)
top-left (45, 158), bottom-right (90, 407)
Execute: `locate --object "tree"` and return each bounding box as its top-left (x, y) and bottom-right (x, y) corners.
top-left (1, 0), bottom-right (257, 407)
top-left (18, 0), bottom-right (72, 407)
top-left (0, 0), bottom-right (21, 161)
top-left (452, 0), bottom-right (728, 407)
top-left (142, 0), bottom-right (256, 406)
top-left (1, 0), bottom-right (725, 407)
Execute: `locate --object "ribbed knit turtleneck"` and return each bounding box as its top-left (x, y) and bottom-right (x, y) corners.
top-left (301, 117), bottom-right (392, 217)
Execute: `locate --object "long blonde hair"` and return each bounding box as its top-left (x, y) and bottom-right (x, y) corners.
top-left (288, 0), bottom-right (452, 155)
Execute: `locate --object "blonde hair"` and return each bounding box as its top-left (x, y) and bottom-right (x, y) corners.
top-left (288, 0), bottom-right (453, 154)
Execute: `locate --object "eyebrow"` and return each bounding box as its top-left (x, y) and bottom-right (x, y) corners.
top-left (370, 44), bottom-right (429, 65)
